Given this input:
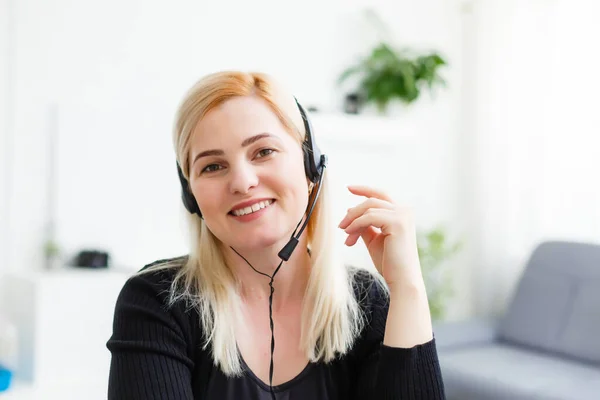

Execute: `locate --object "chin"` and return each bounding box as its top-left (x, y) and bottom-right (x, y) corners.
top-left (232, 231), bottom-right (290, 253)
top-left (246, 236), bottom-right (284, 251)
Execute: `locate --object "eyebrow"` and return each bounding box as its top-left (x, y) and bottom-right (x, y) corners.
top-left (191, 133), bottom-right (276, 167)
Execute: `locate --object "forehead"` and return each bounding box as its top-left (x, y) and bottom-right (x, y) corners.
top-left (191, 96), bottom-right (293, 149)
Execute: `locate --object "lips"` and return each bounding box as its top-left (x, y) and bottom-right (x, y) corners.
top-left (230, 199), bottom-right (275, 217)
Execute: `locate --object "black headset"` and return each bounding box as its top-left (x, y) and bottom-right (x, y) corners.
top-left (175, 98), bottom-right (327, 219)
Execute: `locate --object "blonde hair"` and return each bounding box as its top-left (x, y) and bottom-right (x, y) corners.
top-left (142, 71), bottom-right (386, 376)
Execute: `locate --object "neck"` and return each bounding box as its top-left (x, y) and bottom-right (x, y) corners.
top-left (225, 234), bottom-right (311, 308)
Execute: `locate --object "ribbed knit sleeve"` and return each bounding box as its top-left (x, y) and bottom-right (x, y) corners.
top-left (374, 340), bottom-right (445, 399)
top-left (106, 268), bottom-right (195, 400)
top-left (353, 273), bottom-right (446, 399)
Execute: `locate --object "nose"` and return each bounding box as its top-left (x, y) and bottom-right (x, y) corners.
top-left (228, 162), bottom-right (259, 195)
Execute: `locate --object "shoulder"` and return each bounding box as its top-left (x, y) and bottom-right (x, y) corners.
top-left (107, 255), bottom-right (200, 370)
top-left (125, 255), bottom-right (189, 297)
top-left (113, 254), bottom-right (193, 326)
top-left (137, 254), bottom-right (189, 277)
top-left (109, 254), bottom-right (199, 348)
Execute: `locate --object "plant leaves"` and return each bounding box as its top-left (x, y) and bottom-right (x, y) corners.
top-left (337, 42), bottom-right (447, 109)
top-left (417, 227), bottom-right (462, 320)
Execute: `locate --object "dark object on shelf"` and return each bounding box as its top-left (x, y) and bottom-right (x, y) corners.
top-left (344, 93), bottom-right (362, 114)
top-left (71, 250), bottom-right (110, 268)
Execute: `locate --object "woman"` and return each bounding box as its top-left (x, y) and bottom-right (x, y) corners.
top-left (106, 71), bottom-right (445, 399)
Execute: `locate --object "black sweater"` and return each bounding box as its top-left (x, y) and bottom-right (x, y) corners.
top-left (106, 257), bottom-right (445, 399)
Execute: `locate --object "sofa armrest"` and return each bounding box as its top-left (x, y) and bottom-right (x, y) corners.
top-left (433, 317), bottom-right (499, 350)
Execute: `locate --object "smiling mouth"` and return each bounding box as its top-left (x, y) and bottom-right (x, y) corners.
top-left (229, 199), bottom-right (275, 217)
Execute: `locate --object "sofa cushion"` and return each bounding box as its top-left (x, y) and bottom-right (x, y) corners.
top-left (498, 241), bottom-right (600, 363)
top-left (439, 343), bottom-right (600, 400)
top-left (497, 271), bottom-right (573, 351)
top-left (557, 281), bottom-right (600, 364)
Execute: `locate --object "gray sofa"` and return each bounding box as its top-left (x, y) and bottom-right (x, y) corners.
top-left (434, 241), bottom-right (600, 400)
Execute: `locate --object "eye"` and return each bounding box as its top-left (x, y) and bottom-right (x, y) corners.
top-left (201, 164), bottom-right (223, 174)
top-left (256, 148), bottom-right (275, 158)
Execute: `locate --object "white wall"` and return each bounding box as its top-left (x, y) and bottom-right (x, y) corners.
top-left (8, 0), bottom-right (600, 323)
top-left (7, 0), bottom-right (466, 286)
top-left (470, 0), bottom-right (600, 315)
top-left (0, 0), bottom-right (13, 276)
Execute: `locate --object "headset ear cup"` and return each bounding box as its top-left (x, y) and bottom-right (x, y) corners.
top-left (183, 188), bottom-right (202, 217)
top-left (176, 162), bottom-right (202, 217)
top-left (303, 145), bottom-right (318, 184)
top-left (296, 99), bottom-right (323, 184)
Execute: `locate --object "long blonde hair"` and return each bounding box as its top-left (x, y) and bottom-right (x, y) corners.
top-left (143, 71), bottom-right (384, 376)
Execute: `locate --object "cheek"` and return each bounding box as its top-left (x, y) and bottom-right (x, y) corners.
top-left (277, 158), bottom-right (308, 195)
top-left (191, 183), bottom-right (223, 214)
top-left (290, 174), bottom-right (311, 210)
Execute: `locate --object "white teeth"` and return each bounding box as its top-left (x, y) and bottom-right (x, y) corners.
top-left (232, 199), bottom-right (273, 216)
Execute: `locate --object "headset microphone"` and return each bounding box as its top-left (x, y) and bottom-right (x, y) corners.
top-left (278, 154), bottom-right (327, 261)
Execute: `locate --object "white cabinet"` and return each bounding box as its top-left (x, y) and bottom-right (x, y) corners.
top-left (0, 268), bottom-right (131, 399)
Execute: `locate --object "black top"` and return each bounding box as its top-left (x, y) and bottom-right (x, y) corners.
top-left (106, 257), bottom-right (446, 399)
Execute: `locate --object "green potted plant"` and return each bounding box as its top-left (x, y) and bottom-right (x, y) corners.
top-left (338, 10), bottom-right (448, 113)
top-left (417, 227), bottom-right (462, 321)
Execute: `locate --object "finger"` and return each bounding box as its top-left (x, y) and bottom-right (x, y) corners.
top-left (345, 225), bottom-right (379, 247)
top-left (347, 185), bottom-right (394, 202)
top-left (344, 209), bottom-right (394, 236)
top-left (345, 232), bottom-right (361, 246)
top-left (338, 198), bottom-right (394, 229)
top-left (360, 225), bottom-right (379, 247)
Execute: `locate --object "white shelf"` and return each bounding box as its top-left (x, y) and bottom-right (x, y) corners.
top-left (309, 112), bottom-right (416, 138)
top-left (308, 111), bottom-right (418, 150)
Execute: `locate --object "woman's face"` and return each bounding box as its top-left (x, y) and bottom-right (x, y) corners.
top-left (188, 95), bottom-right (310, 252)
